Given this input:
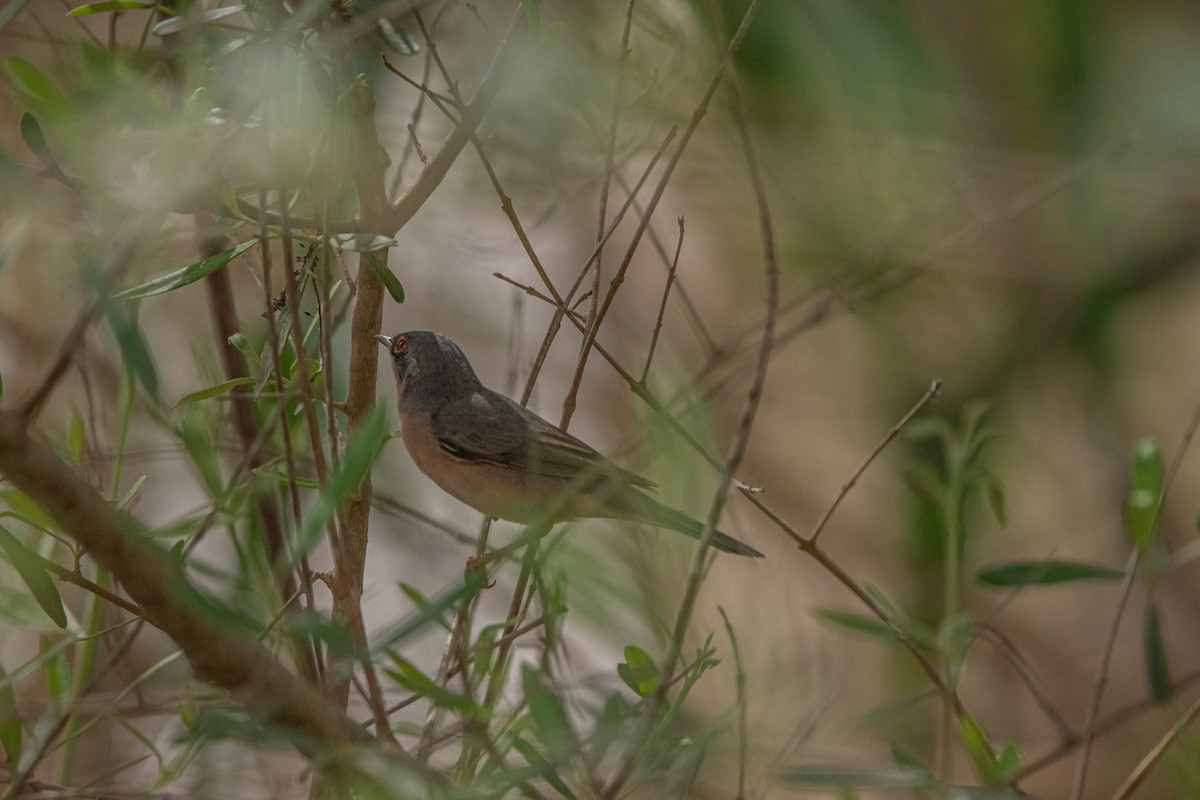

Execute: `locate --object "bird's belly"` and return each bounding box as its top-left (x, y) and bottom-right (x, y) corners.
top-left (401, 412), bottom-right (566, 523)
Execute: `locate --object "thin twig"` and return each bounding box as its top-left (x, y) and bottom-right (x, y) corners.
top-left (1111, 693), bottom-right (1200, 800)
top-left (1069, 548), bottom-right (1142, 800)
top-left (718, 606), bottom-right (750, 800)
top-left (639, 216), bottom-right (684, 385)
top-left (809, 379), bottom-right (942, 543)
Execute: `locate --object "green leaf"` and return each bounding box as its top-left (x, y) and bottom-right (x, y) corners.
top-left (986, 476), bottom-right (1007, 527)
top-left (777, 765), bottom-right (927, 788)
top-left (151, 5), bottom-right (243, 36)
top-left (512, 738), bottom-right (576, 799)
top-left (0, 525), bottom-right (67, 629)
top-left (100, 295), bottom-right (159, 400)
top-left (288, 406), bottom-right (388, 569)
top-left (0, 663), bottom-right (21, 767)
top-left (18, 112), bottom-right (49, 162)
top-left (1127, 438), bottom-right (1164, 550)
top-left (994, 741), bottom-right (1021, 781)
top-left (227, 332), bottom-right (259, 363)
top-left (250, 467), bottom-right (319, 490)
top-left (587, 694), bottom-right (630, 770)
top-left (3, 58), bottom-right (69, 114)
top-left (814, 608), bottom-right (901, 642)
top-left (170, 377), bottom-right (255, 409)
top-left (398, 583), bottom-right (452, 632)
top-left (385, 656), bottom-right (486, 716)
top-left (1131, 438), bottom-right (1164, 496)
top-left (286, 610), bottom-right (358, 659)
top-left (67, 1), bottom-right (156, 15)
top-left (1144, 603), bottom-right (1171, 703)
top-left (616, 644), bottom-right (659, 697)
top-left (976, 560), bottom-right (1124, 587)
top-left (0, 490), bottom-right (57, 532)
top-left (364, 253), bottom-right (405, 303)
top-left (115, 474), bottom-right (146, 510)
top-left (958, 714), bottom-right (999, 784)
top-left (372, 573), bottom-right (487, 654)
top-left (67, 412), bottom-right (85, 464)
top-left (522, 664), bottom-right (575, 760)
top-left (115, 240), bottom-right (257, 301)
top-left (41, 635), bottom-right (70, 710)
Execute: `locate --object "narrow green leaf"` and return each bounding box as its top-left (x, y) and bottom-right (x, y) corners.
top-left (994, 741), bottom-right (1021, 780)
top-left (587, 694), bottom-right (630, 770)
top-left (1131, 438), bottom-right (1164, 496)
top-left (151, 5), bottom-right (243, 36)
top-left (814, 608), bottom-right (901, 642)
top-left (0, 663), bottom-right (21, 767)
top-left (250, 467), bottom-right (319, 490)
top-left (365, 253), bottom-right (404, 303)
top-left (286, 610), bottom-right (358, 659)
top-left (0, 490), bottom-right (56, 531)
top-left (616, 644), bottom-right (658, 697)
top-left (777, 765), bottom-right (927, 788)
top-left (227, 332), bottom-right (259, 363)
top-left (0, 525), bottom-right (67, 629)
top-left (1127, 438), bottom-right (1164, 550)
top-left (372, 573), bottom-right (487, 654)
top-left (1144, 603), bottom-right (1171, 703)
top-left (386, 656), bottom-right (487, 716)
top-left (100, 297), bottom-right (159, 400)
top-left (170, 377), bottom-right (255, 409)
top-left (115, 240), bottom-right (257, 301)
top-left (398, 582), bottom-right (451, 632)
top-left (67, 413), bottom-right (85, 464)
top-left (958, 714), bottom-right (999, 784)
top-left (976, 560), bottom-right (1124, 587)
top-left (115, 474), bottom-right (146, 510)
top-left (512, 738), bottom-right (577, 799)
top-left (522, 664), bottom-right (575, 760)
top-left (288, 406), bottom-right (388, 568)
top-left (3, 58), bottom-right (69, 113)
top-left (1126, 490), bottom-right (1157, 551)
top-left (67, 1), bottom-right (155, 15)
top-left (18, 112), bottom-right (49, 161)
top-left (41, 635), bottom-right (71, 710)
top-left (986, 476), bottom-right (1007, 527)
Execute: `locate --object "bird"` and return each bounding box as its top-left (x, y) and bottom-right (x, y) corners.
top-left (376, 331), bottom-right (763, 558)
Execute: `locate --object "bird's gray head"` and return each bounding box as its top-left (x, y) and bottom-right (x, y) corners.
top-left (376, 331), bottom-right (483, 410)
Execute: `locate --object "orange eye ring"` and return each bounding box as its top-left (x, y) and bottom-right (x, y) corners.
top-left (393, 335), bottom-right (409, 356)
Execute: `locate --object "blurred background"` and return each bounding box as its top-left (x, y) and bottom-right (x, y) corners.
top-left (2, 1), bottom-right (1200, 798)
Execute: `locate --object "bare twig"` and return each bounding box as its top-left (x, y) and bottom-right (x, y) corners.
top-left (809, 379), bottom-right (942, 543)
top-left (639, 216), bottom-right (684, 384)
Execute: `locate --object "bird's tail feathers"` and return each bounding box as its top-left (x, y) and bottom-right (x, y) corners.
top-left (616, 491), bottom-right (764, 558)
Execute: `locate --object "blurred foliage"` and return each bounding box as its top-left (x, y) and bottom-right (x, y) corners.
top-left (0, 1), bottom-right (1199, 798)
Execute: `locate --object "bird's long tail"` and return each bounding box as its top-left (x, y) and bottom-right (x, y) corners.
top-left (616, 491), bottom-right (764, 558)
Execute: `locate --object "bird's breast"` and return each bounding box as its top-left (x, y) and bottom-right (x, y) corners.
top-left (400, 409), bottom-right (559, 523)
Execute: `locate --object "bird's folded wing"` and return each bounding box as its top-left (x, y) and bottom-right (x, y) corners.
top-left (429, 391), bottom-right (655, 491)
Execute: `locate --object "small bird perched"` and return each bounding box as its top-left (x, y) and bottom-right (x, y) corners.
top-left (376, 331), bottom-right (763, 558)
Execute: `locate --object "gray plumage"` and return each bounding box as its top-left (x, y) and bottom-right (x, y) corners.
top-left (378, 331), bottom-right (763, 558)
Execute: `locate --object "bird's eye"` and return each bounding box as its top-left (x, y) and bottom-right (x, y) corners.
top-left (394, 336), bottom-right (409, 356)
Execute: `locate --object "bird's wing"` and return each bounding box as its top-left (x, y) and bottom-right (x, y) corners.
top-left (429, 390), bottom-right (656, 491)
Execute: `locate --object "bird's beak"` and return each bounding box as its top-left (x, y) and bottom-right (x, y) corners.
top-left (375, 334), bottom-right (394, 350)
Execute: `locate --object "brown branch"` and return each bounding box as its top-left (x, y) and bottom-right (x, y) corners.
top-left (0, 411), bottom-right (440, 787)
